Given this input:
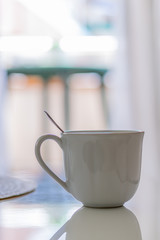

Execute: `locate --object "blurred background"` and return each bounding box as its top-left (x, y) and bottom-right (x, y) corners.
top-left (0, 0), bottom-right (121, 175)
top-left (0, 0), bottom-right (160, 238)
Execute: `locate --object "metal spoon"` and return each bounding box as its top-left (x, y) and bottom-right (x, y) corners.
top-left (44, 111), bottom-right (64, 133)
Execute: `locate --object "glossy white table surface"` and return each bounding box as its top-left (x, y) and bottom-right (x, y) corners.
top-left (0, 172), bottom-right (159, 240)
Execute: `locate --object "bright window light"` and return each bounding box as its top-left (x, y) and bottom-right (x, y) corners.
top-left (0, 36), bottom-right (54, 56)
top-left (59, 36), bottom-right (118, 54)
top-left (17, 0), bottom-right (82, 35)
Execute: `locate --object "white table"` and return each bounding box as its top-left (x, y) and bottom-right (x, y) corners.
top-left (0, 172), bottom-right (159, 240)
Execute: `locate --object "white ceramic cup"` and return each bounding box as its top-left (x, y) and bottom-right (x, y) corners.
top-left (35, 130), bottom-right (144, 207)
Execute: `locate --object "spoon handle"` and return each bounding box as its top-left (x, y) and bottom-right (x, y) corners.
top-left (44, 111), bottom-right (64, 133)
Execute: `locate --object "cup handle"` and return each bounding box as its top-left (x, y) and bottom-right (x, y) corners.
top-left (35, 134), bottom-right (68, 192)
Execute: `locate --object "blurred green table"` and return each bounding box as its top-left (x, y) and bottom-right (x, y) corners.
top-left (7, 66), bottom-right (109, 130)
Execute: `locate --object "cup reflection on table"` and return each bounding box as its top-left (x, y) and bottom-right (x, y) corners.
top-left (50, 206), bottom-right (142, 240)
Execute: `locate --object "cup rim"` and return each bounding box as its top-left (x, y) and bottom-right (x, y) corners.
top-left (62, 130), bottom-right (144, 135)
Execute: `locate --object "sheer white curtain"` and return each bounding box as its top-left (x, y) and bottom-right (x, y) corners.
top-left (110, 0), bottom-right (160, 238)
top-left (110, 0), bottom-right (160, 181)
top-left (125, 0), bottom-right (160, 173)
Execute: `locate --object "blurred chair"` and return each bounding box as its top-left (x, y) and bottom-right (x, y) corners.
top-left (7, 66), bottom-right (109, 130)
